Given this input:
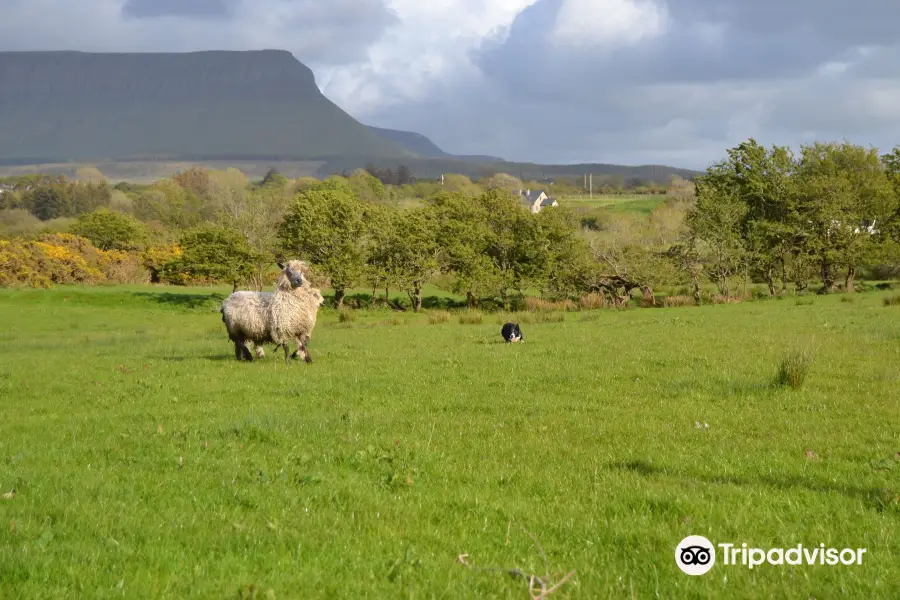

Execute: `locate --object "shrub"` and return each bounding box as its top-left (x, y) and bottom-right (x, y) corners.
top-left (664, 295), bottom-right (695, 307)
top-left (0, 209), bottom-right (42, 239)
top-left (39, 217), bottom-right (78, 235)
top-left (795, 297), bottom-right (815, 306)
top-left (141, 244), bottom-right (183, 284)
top-left (338, 310), bottom-right (357, 323)
top-left (427, 311), bottom-right (451, 325)
top-left (775, 351), bottom-right (812, 389)
top-left (458, 310), bottom-right (483, 325)
top-left (840, 296), bottom-right (855, 304)
top-left (884, 294), bottom-right (900, 307)
top-left (0, 233), bottom-right (152, 288)
top-left (0, 237), bottom-right (103, 287)
top-left (98, 250), bottom-right (149, 284)
top-left (165, 226), bottom-right (258, 289)
top-left (70, 208), bottom-right (147, 251)
top-left (578, 293), bottom-right (607, 310)
top-left (525, 297), bottom-right (577, 312)
top-left (0, 240), bottom-right (51, 288)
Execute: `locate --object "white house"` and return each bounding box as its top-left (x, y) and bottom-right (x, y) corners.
top-left (517, 189), bottom-right (558, 214)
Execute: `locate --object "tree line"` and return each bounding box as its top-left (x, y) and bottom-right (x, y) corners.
top-left (2, 138), bottom-right (899, 307)
top-left (679, 139), bottom-right (900, 299)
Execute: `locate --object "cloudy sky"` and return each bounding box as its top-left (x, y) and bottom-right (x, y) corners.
top-left (2, 0), bottom-right (900, 169)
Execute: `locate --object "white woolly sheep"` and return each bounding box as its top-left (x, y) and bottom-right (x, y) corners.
top-left (220, 260), bottom-right (325, 363)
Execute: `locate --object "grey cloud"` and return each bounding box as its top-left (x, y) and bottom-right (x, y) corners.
top-left (122, 0), bottom-right (236, 19)
top-left (0, 0), bottom-right (396, 67)
top-left (474, 0), bottom-right (896, 95)
top-left (368, 0), bottom-right (900, 168)
top-left (366, 77), bottom-right (766, 169)
top-left (4, 0), bottom-right (900, 167)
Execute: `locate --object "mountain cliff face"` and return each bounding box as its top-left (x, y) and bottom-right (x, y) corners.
top-left (0, 50), bottom-right (411, 162)
top-left (365, 125), bottom-right (504, 162)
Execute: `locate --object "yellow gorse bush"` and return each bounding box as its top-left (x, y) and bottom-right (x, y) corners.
top-left (0, 234), bottom-right (149, 288)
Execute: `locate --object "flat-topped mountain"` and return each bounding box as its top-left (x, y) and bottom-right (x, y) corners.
top-left (0, 49), bottom-right (699, 182)
top-left (0, 50), bottom-right (411, 163)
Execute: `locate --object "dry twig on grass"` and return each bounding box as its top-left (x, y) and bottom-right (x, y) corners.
top-left (457, 525), bottom-right (576, 599)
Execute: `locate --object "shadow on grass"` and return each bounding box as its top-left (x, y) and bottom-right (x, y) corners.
top-left (331, 292), bottom-right (469, 311)
top-left (131, 292), bottom-right (226, 311)
top-left (157, 355), bottom-right (235, 362)
top-left (612, 459), bottom-right (897, 513)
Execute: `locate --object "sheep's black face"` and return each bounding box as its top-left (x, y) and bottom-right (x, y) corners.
top-left (287, 269), bottom-right (304, 289)
top-left (279, 260), bottom-right (308, 289)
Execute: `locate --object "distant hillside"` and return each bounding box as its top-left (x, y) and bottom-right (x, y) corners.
top-left (366, 126), bottom-right (504, 163)
top-left (320, 156), bottom-right (700, 184)
top-left (0, 50), bottom-right (412, 163)
top-left (0, 49), bottom-right (699, 183)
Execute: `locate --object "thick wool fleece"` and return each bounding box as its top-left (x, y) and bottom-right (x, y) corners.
top-left (268, 267), bottom-right (324, 347)
top-left (220, 260), bottom-right (324, 359)
top-left (220, 290), bottom-right (275, 346)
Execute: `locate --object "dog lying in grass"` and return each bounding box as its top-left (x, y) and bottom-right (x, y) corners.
top-left (501, 322), bottom-right (524, 343)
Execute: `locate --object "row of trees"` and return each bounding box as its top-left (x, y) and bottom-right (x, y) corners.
top-left (276, 179), bottom-right (588, 309)
top-left (681, 140), bottom-right (900, 298)
top-left (3, 138), bottom-right (900, 305)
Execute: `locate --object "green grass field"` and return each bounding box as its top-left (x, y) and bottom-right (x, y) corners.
top-left (1, 286), bottom-right (898, 598)
top-left (557, 194), bottom-right (667, 215)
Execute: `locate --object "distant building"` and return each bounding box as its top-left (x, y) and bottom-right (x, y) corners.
top-left (517, 189), bottom-right (558, 214)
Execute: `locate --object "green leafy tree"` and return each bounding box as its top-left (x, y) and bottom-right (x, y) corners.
top-left (70, 208), bottom-right (147, 251)
top-left (531, 206), bottom-right (593, 299)
top-left (480, 189), bottom-right (543, 307)
top-left (441, 174), bottom-right (482, 196)
top-left (480, 173), bottom-right (523, 193)
top-left (430, 191), bottom-right (497, 307)
top-left (278, 179), bottom-right (366, 308)
top-left (134, 179), bottom-right (204, 230)
top-left (214, 169), bottom-right (289, 290)
top-left (590, 211), bottom-right (678, 304)
top-left (260, 168), bottom-right (288, 189)
top-left (349, 169), bottom-right (385, 203)
top-left (25, 178), bottom-right (73, 221)
top-left (794, 142), bottom-right (896, 292)
top-left (169, 226), bottom-right (258, 291)
top-left (687, 175), bottom-right (748, 298)
top-left (700, 139), bottom-right (796, 295)
top-left (360, 203), bottom-right (395, 303)
top-left (71, 181), bottom-right (112, 215)
top-left (384, 207), bottom-right (440, 311)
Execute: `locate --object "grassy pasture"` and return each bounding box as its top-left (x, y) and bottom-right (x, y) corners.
top-left (557, 194), bottom-right (667, 215)
top-left (0, 286), bottom-right (898, 598)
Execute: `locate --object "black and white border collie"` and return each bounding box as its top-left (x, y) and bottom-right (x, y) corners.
top-left (501, 322), bottom-right (524, 343)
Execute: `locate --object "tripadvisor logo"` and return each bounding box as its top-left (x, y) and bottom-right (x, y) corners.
top-left (676, 535), bottom-right (716, 575)
top-left (675, 536), bottom-right (867, 575)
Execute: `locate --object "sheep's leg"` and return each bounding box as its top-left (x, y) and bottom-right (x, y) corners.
top-left (234, 341), bottom-right (244, 361)
top-left (282, 343), bottom-right (291, 364)
top-left (289, 342), bottom-right (303, 361)
top-left (241, 342), bottom-right (254, 361)
top-left (299, 335), bottom-right (312, 364)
